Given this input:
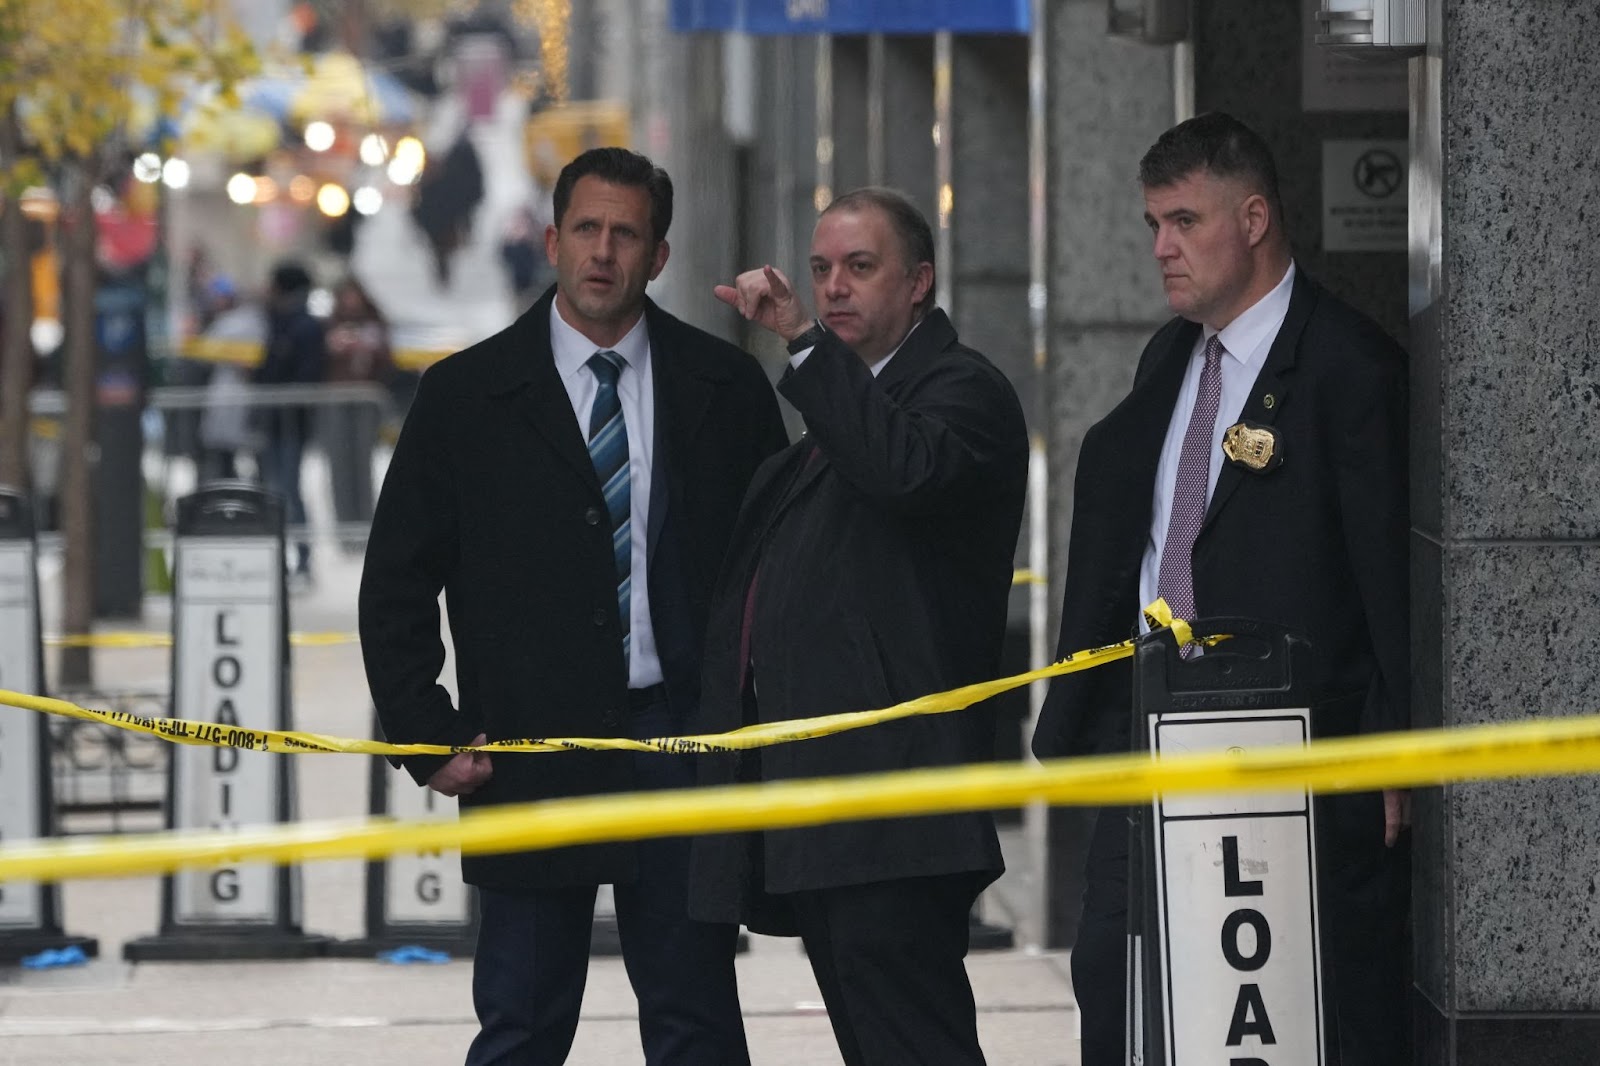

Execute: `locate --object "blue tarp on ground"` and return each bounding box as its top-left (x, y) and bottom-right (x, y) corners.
top-left (670, 0), bottom-right (1030, 35)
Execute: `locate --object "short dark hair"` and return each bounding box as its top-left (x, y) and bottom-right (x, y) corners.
top-left (552, 147), bottom-right (674, 244)
top-left (822, 186), bottom-right (936, 311)
top-left (270, 261), bottom-right (313, 296)
top-left (1138, 112), bottom-right (1285, 228)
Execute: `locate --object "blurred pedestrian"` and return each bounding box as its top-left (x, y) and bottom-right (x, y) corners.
top-left (498, 204), bottom-right (550, 311)
top-left (319, 277), bottom-right (392, 552)
top-left (256, 262), bottom-right (325, 585)
top-left (410, 132), bottom-right (485, 287)
top-left (196, 276), bottom-right (261, 481)
top-left (691, 187), bottom-right (1029, 1066)
top-left (361, 147), bottom-right (787, 1065)
top-left (167, 263), bottom-right (231, 463)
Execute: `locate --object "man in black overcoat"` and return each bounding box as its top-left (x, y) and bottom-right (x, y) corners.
top-left (1031, 113), bottom-right (1411, 1066)
top-left (360, 148), bottom-right (787, 1066)
top-left (690, 187), bottom-right (1029, 1066)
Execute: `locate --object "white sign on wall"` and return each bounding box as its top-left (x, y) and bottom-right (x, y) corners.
top-left (0, 543), bottom-right (42, 929)
top-left (171, 539), bottom-right (282, 925)
top-left (1150, 709), bottom-right (1325, 1066)
top-left (1322, 139), bottom-right (1408, 253)
top-left (384, 764), bottom-right (469, 925)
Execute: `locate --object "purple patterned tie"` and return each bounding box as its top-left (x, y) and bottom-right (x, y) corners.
top-left (1157, 334), bottom-right (1225, 636)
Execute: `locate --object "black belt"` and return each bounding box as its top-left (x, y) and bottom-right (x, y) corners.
top-left (628, 683), bottom-right (669, 710)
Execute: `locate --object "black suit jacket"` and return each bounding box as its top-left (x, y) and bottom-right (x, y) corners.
top-left (1032, 270), bottom-right (1409, 759)
top-left (687, 310), bottom-right (1029, 926)
top-left (359, 289), bottom-right (787, 891)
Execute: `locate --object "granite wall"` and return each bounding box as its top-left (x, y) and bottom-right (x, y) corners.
top-left (1410, 0), bottom-right (1600, 1061)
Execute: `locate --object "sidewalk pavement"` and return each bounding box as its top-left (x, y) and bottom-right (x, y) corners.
top-left (11, 459), bottom-right (1082, 1065)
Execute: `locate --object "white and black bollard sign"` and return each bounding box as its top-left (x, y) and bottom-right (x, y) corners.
top-left (328, 715), bottom-right (477, 957)
top-left (124, 482), bottom-right (331, 961)
top-left (0, 488), bottom-right (97, 963)
top-left (1128, 619), bottom-right (1325, 1066)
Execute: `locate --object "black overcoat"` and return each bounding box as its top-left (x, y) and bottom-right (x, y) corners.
top-left (359, 289), bottom-right (787, 891)
top-left (1032, 270), bottom-right (1410, 759)
top-left (687, 310), bottom-right (1029, 927)
top-left (1029, 269), bottom-right (1413, 1062)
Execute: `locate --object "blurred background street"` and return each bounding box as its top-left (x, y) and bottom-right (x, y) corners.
top-left (5, 0), bottom-right (1593, 1061)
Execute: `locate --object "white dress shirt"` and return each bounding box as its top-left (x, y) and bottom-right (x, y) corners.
top-left (550, 302), bottom-right (662, 688)
top-left (1137, 262), bottom-right (1296, 630)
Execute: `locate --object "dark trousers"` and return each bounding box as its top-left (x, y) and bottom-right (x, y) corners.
top-left (466, 700), bottom-right (749, 1066)
top-left (257, 421), bottom-right (309, 572)
top-left (1073, 797), bottom-right (1411, 1066)
top-left (789, 874), bottom-right (987, 1066)
top-left (318, 402), bottom-right (378, 539)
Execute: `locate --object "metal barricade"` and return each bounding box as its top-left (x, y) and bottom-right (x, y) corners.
top-left (28, 380), bottom-right (396, 556)
top-left (48, 691), bottom-right (170, 835)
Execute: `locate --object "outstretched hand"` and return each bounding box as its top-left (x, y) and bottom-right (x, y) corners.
top-left (714, 265), bottom-right (813, 341)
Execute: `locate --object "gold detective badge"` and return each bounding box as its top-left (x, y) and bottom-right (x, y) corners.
top-left (1222, 421), bottom-right (1282, 473)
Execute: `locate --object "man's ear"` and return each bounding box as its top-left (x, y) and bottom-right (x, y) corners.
top-left (544, 224), bottom-right (560, 267)
top-left (910, 261), bottom-right (934, 307)
top-left (649, 239), bottom-right (671, 281)
top-left (1241, 193), bottom-right (1272, 249)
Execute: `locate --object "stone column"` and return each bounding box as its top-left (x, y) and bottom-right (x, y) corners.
top-left (628, 0), bottom-right (736, 334)
top-left (1410, 1), bottom-right (1600, 1060)
top-left (1040, 0), bottom-right (1176, 948)
top-left (949, 35), bottom-right (1031, 391)
top-left (874, 36), bottom-right (937, 216)
top-left (737, 34), bottom-right (817, 435)
top-left (828, 36), bottom-right (872, 198)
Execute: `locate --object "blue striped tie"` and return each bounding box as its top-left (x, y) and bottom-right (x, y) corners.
top-left (587, 351), bottom-right (630, 664)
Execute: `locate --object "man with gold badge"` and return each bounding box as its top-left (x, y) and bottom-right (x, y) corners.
top-left (1032, 113), bottom-right (1412, 1066)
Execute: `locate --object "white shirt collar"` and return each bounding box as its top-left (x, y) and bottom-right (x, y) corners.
top-left (1204, 261), bottom-right (1295, 369)
top-left (550, 299), bottom-right (650, 381)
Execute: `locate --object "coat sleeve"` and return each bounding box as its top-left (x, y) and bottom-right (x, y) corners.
top-left (776, 334), bottom-right (1024, 515)
top-left (1329, 337), bottom-right (1411, 736)
top-left (358, 367), bottom-right (479, 785)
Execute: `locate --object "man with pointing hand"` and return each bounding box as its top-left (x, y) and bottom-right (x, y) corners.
top-left (687, 187), bottom-right (1029, 1066)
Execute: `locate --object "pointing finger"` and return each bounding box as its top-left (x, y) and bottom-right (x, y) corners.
top-left (763, 265), bottom-right (792, 302)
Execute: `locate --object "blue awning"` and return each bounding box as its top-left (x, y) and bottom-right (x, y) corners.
top-left (670, 0), bottom-right (1030, 35)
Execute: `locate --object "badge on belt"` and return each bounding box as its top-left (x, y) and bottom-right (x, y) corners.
top-left (1221, 422), bottom-right (1282, 473)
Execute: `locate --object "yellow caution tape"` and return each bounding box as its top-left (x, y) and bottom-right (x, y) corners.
top-left (1011, 568), bottom-right (1046, 586)
top-left (45, 631), bottom-right (360, 649)
top-left (4, 710), bottom-right (1600, 882)
top-left (0, 626), bottom-right (1167, 757)
top-left (11, 603), bottom-right (1192, 757)
top-left (290, 631), bottom-right (361, 647)
top-left (177, 336), bottom-right (261, 367)
top-left (392, 346), bottom-right (453, 372)
top-left (177, 336), bottom-right (451, 372)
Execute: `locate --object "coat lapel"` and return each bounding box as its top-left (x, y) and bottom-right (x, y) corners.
top-left (489, 294), bottom-right (605, 500)
top-left (1199, 271), bottom-right (1317, 532)
top-left (645, 300), bottom-right (716, 561)
top-left (1111, 319), bottom-right (1199, 508)
top-left (1090, 319), bottom-right (1196, 617)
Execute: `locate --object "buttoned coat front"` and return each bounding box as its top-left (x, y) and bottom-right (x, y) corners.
top-left (360, 289), bottom-right (787, 892)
